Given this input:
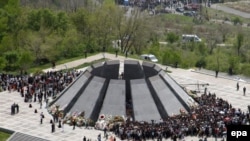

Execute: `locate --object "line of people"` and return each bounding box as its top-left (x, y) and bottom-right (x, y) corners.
top-left (108, 92), bottom-right (249, 141)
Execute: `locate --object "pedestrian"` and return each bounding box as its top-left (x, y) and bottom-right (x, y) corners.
top-left (40, 101), bottom-right (42, 109)
top-left (237, 82), bottom-right (239, 91)
top-left (61, 122), bottom-right (64, 133)
top-left (11, 104), bottom-right (15, 115)
top-left (72, 119), bottom-right (76, 130)
top-left (104, 126), bottom-right (107, 137)
top-left (40, 112), bottom-right (44, 124)
top-left (15, 103), bottom-right (19, 113)
top-left (215, 70), bottom-right (218, 78)
top-left (97, 134), bottom-right (101, 141)
top-left (46, 98), bottom-right (49, 107)
top-left (115, 50), bottom-right (118, 57)
top-left (204, 87), bottom-right (207, 95)
top-left (83, 136), bottom-right (86, 141)
top-left (58, 119), bottom-right (62, 128)
top-left (51, 122), bottom-right (55, 133)
top-left (243, 86), bottom-right (246, 96)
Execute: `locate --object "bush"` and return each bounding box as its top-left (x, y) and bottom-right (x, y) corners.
top-left (166, 32), bottom-right (179, 44)
top-left (232, 17), bottom-right (242, 25)
top-left (195, 57), bottom-right (207, 68)
top-left (240, 64), bottom-right (250, 76)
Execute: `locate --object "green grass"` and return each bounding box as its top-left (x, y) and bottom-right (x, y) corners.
top-left (72, 58), bottom-right (106, 70)
top-left (28, 52), bottom-right (99, 73)
top-left (163, 14), bottom-right (194, 24)
top-left (0, 131), bottom-right (11, 141)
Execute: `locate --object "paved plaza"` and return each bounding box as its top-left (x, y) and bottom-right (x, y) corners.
top-left (1, 53), bottom-right (250, 141)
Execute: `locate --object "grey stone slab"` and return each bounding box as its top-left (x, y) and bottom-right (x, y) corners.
top-left (159, 70), bottom-right (192, 111)
top-left (149, 75), bottom-right (186, 115)
top-left (92, 62), bottom-right (104, 68)
top-left (124, 60), bottom-right (139, 65)
top-left (106, 60), bottom-right (119, 65)
top-left (103, 60), bottom-right (120, 79)
top-left (7, 132), bottom-right (50, 141)
top-left (54, 71), bottom-right (91, 109)
top-left (69, 76), bottom-right (105, 119)
top-left (142, 61), bottom-right (154, 67)
top-left (130, 79), bottom-right (161, 122)
top-left (153, 65), bottom-right (162, 72)
top-left (124, 60), bottom-right (144, 80)
top-left (99, 79), bottom-right (126, 116)
top-left (86, 66), bottom-right (93, 72)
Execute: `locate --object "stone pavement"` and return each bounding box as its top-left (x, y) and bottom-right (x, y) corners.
top-left (1, 53), bottom-right (250, 141)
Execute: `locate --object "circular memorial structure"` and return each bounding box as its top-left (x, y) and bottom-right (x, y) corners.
top-left (49, 60), bottom-right (195, 124)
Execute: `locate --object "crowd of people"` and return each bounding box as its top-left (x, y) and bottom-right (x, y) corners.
top-left (106, 92), bottom-right (249, 141)
top-left (0, 70), bottom-right (81, 104)
top-left (1, 70), bottom-right (250, 141)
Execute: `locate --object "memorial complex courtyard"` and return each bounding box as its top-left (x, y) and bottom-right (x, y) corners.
top-left (1, 53), bottom-right (250, 141)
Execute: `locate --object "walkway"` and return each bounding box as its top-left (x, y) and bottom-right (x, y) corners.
top-left (1, 53), bottom-right (250, 141)
top-left (211, 4), bottom-right (250, 18)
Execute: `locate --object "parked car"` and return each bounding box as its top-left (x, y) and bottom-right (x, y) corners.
top-left (176, 7), bottom-right (184, 13)
top-left (183, 11), bottom-right (194, 17)
top-left (184, 3), bottom-right (200, 11)
top-left (182, 34), bottom-right (202, 42)
top-left (140, 54), bottom-right (158, 63)
top-left (155, 9), bottom-right (172, 15)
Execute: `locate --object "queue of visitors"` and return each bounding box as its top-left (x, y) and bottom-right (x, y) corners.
top-left (0, 70), bottom-right (81, 104)
top-left (1, 70), bottom-right (81, 120)
top-left (108, 92), bottom-right (249, 140)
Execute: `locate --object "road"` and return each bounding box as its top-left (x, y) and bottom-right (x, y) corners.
top-left (211, 3), bottom-right (250, 18)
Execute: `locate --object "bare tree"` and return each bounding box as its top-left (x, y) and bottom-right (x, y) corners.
top-left (114, 7), bottom-right (142, 54)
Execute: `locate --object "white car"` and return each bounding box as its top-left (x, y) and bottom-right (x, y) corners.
top-left (140, 54), bottom-right (158, 63)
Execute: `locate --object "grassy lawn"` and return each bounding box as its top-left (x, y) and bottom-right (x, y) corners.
top-left (0, 131), bottom-right (11, 141)
top-left (28, 52), bottom-right (100, 73)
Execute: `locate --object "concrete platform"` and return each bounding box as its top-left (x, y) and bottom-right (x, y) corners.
top-left (1, 53), bottom-right (249, 141)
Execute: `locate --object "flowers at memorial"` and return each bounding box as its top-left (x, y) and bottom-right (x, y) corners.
top-left (95, 114), bottom-right (126, 130)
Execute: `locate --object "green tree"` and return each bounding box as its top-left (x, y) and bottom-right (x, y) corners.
top-left (114, 7), bottom-right (143, 54)
top-left (60, 28), bottom-right (81, 57)
top-left (232, 17), bottom-right (242, 25)
top-left (71, 9), bottom-right (96, 52)
top-left (235, 32), bottom-right (244, 56)
top-left (0, 57), bottom-right (7, 71)
top-left (0, 10), bottom-right (8, 41)
top-left (0, 0), bottom-right (8, 8)
top-left (166, 32), bottom-right (179, 44)
top-left (93, 2), bottom-right (115, 51)
top-left (162, 49), bottom-right (181, 67)
top-left (18, 51), bottom-right (34, 74)
top-left (228, 56), bottom-right (240, 75)
top-left (4, 51), bottom-right (19, 71)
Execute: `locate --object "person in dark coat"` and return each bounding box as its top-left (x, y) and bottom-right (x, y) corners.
top-left (11, 104), bottom-right (15, 115)
top-left (15, 103), bottom-right (19, 113)
top-left (83, 136), bottom-right (86, 141)
top-left (237, 82), bottom-right (239, 91)
top-left (243, 86), bottom-right (246, 96)
top-left (40, 112), bottom-right (44, 124)
top-left (72, 119), bottom-right (76, 130)
top-left (51, 122), bottom-right (55, 133)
